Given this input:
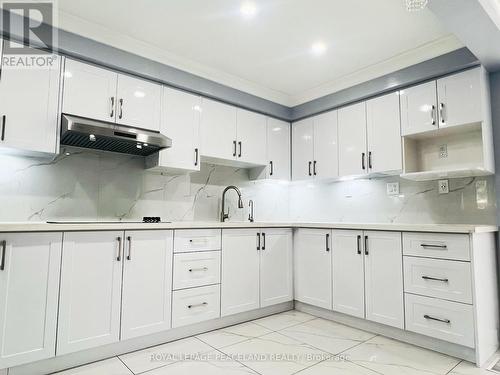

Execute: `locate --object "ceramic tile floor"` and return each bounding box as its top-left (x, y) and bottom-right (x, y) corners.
top-left (53, 310), bottom-right (497, 375)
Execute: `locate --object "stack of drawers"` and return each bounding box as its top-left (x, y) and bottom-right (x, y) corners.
top-left (403, 232), bottom-right (475, 348)
top-left (172, 229), bottom-right (222, 328)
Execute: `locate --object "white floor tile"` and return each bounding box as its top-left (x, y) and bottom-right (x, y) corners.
top-left (342, 335), bottom-right (461, 375)
top-left (450, 361), bottom-right (497, 375)
top-left (253, 310), bottom-right (316, 331)
top-left (52, 358), bottom-right (132, 375)
top-left (279, 318), bottom-right (375, 355)
top-left (220, 331), bottom-right (331, 375)
top-left (296, 357), bottom-right (380, 374)
top-left (118, 337), bottom-right (213, 374)
top-left (197, 321), bottom-right (273, 348)
top-left (142, 351), bottom-right (258, 375)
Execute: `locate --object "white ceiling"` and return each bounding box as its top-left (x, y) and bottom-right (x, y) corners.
top-left (57, 0), bottom-right (462, 106)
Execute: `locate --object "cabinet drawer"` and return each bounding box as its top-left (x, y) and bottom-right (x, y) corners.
top-left (173, 251), bottom-right (221, 290)
top-left (403, 232), bottom-right (470, 261)
top-left (404, 257), bottom-right (472, 304)
top-left (172, 285), bottom-right (220, 328)
top-left (405, 294), bottom-right (474, 348)
top-left (174, 229), bottom-right (221, 253)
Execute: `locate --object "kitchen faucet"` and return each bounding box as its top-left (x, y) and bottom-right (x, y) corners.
top-left (220, 185), bottom-right (244, 222)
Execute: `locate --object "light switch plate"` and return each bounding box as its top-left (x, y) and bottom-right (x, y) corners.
top-left (438, 179), bottom-right (449, 194)
top-left (386, 182), bottom-right (400, 196)
top-left (439, 144), bottom-right (448, 159)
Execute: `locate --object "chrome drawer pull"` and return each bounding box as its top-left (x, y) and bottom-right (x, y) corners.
top-left (422, 275), bottom-right (449, 283)
top-left (420, 244), bottom-right (447, 249)
top-left (188, 267), bottom-right (208, 272)
top-left (424, 314), bottom-right (450, 324)
top-left (188, 302), bottom-right (208, 309)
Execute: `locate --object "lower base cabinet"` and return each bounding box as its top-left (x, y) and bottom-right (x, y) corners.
top-left (0, 233), bottom-right (62, 369)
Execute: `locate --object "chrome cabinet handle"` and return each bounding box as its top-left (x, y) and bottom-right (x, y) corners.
top-left (308, 161), bottom-right (312, 176)
top-left (189, 267), bottom-right (208, 272)
top-left (232, 140), bottom-right (237, 157)
top-left (116, 237), bottom-right (122, 261)
top-left (364, 235), bottom-right (369, 255)
top-left (0, 240), bottom-right (6, 271)
top-left (431, 105), bottom-right (436, 125)
top-left (357, 235), bottom-right (361, 255)
top-left (422, 275), bottom-right (449, 283)
top-left (439, 102), bottom-right (445, 124)
top-left (118, 98), bottom-right (124, 119)
top-left (269, 161), bottom-right (274, 176)
top-left (424, 314), bottom-right (450, 324)
top-left (361, 153), bottom-right (366, 170)
top-left (194, 148), bottom-right (199, 166)
top-left (238, 141), bottom-right (242, 158)
top-left (110, 97), bottom-right (115, 118)
top-left (127, 236), bottom-right (132, 260)
top-left (0, 115), bottom-right (5, 141)
top-left (420, 243), bottom-right (447, 249)
top-left (368, 151), bottom-right (372, 169)
top-left (188, 302), bottom-right (208, 309)
top-left (325, 233), bottom-right (330, 252)
top-left (313, 161), bottom-right (317, 176)
top-left (257, 233), bottom-right (261, 250)
top-left (262, 233), bottom-right (266, 250)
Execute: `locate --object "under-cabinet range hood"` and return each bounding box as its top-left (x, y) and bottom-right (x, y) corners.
top-left (60, 114), bottom-right (172, 156)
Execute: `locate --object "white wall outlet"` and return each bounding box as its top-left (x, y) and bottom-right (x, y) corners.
top-left (439, 144), bottom-right (448, 159)
top-left (386, 182), bottom-right (400, 196)
top-left (438, 179), bottom-right (449, 194)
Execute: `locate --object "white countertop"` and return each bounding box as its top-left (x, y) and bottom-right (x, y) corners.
top-left (0, 221), bottom-right (496, 234)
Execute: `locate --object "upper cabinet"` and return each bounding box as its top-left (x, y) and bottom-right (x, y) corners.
top-left (0, 41), bottom-right (61, 155)
top-left (292, 111), bottom-right (338, 180)
top-left (62, 59), bottom-right (161, 131)
top-left (266, 118), bottom-right (290, 180)
top-left (338, 102), bottom-right (367, 177)
top-left (146, 88), bottom-right (201, 173)
top-left (400, 81), bottom-right (437, 136)
top-left (236, 109), bottom-right (267, 165)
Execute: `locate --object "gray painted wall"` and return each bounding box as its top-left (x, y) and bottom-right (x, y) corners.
top-left (488, 72), bottom-right (500, 223)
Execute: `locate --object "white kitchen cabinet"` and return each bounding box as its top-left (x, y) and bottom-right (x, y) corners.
top-left (338, 102), bottom-right (367, 177)
top-left (266, 118), bottom-right (290, 180)
top-left (221, 229), bottom-right (260, 316)
top-left (292, 118), bottom-right (314, 180)
top-left (364, 231), bottom-right (404, 329)
top-left (115, 74), bottom-right (161, 131)
top-left (200, 98), bottom-right (237, 162)
top-left (0, 233), bottom-right (62, 369)
top-left (236, 109), bottom-right (267, 165)
top-left (366, 92), bottom-right (402, 174)
top-left (294, 229), bottom-right (332, 309)
top-left (57, 232), bottom-right (123, 355)
top-left (313, 111), bottom-right (339, 179)
top-left (0, 42), bottom-right (61, 155)
top-left (332, 230), bottom-right (365, 318)
top-left (62, 59), bottom-right (118, 123)
top-left (146, 88), bottom-right (201, 172)
top-left (400, 81), bottom-right (438, 136)
top-left (260, 229), bottom-right (293, 307)
top-left (437, 68), bottom-right (483, 129)
top-left (121, 230), bottom-right (173, 340)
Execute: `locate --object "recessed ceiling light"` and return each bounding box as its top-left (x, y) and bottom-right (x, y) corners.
top-left (240, 1), bottom-right (257, 18)
top-left (311, 41), bottom-right (327, 56)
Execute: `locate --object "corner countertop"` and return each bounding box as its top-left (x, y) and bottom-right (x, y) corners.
top-left (0, 221), bottom-right (496, 234)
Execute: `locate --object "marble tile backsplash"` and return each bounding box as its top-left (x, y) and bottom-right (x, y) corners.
top-left (0, 149), bottom-right (496, 224)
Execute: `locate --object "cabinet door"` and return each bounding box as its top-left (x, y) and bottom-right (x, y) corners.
top-left (313, 110), bottom-right (338, 179)
top-left (157, 88), bottom-right (201, 171)
top-left (221, 229), bottom-right (260, 316)
top-left (364, 231), bottom-right (403, 328)
top-left (0, 233), bottom-right (62, 369)
top-left (115, 74), bottom-right (161, 131)
top-left (57, 232), bottom-right (123, 355)
top-left (400, 81), bottom-right (437, 136)
top-left (437, 67), bottom-right (483, 129)
top-left (366, 92), bottom-right (402, 173)
top-left (332, 230), bottom-right (365, 318)
top-left (62, 59), bottom-right (117, 122)
top-left (121, 230), bottom-right (173, 340)
top-left (236, 109), bottom-right (267, 165)
top-left (200, 98), bottom-right (237, 161)
top-left (260, 229), bottom-right (293, 307)
top-left (267, 118), bottom-right (290, 180)
top-left (0, 42), bottom-right (60, 154)
top-left (294, 229), bottom-right (332, 309)
top-left (292, 118), bottom-right (314, 180)
top-left (338, 102), bottom-right (367, 177)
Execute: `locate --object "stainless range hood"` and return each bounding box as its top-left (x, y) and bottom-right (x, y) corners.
top-left (60, 114), bottom-right (172, 156)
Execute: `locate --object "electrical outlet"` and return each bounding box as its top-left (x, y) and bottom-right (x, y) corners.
top-left (386, 182), bottom-right (400, 196)
top-left (439, 144), bottom-right (448, 159)
top-left (438, 179), bottom-right (449, 194)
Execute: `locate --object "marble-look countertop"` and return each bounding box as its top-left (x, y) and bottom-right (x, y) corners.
top-left (0, 221), bottom-right (496, 234)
